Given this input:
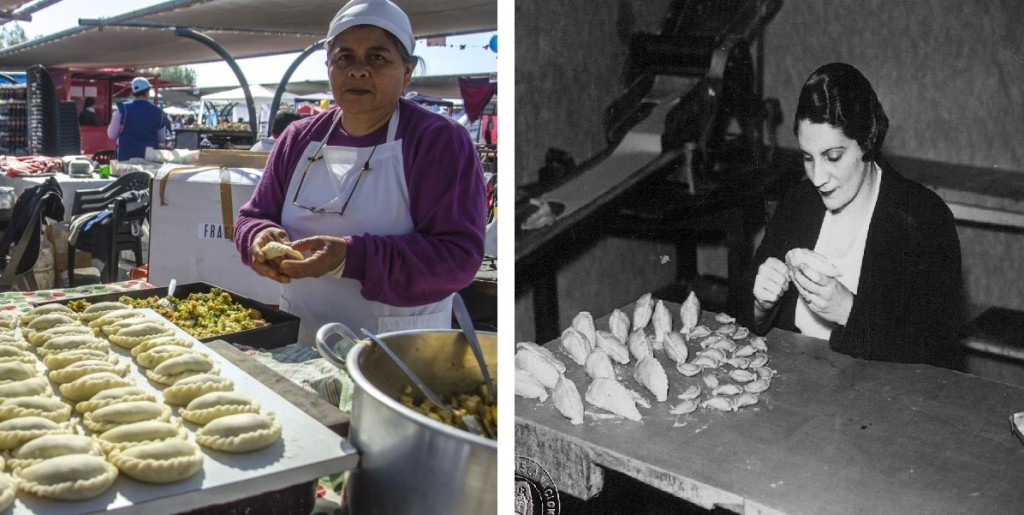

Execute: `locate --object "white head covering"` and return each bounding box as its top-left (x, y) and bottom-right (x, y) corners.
top-left (131, 77), bottom-right (152, 94)
top-left (327, 0), bottom-right (415, 55)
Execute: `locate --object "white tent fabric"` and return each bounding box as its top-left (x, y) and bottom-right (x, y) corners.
top-left (199, 85), bottom-right (297, 133)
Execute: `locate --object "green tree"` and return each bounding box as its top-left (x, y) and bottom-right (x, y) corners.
top-left (0, 23), bottom-right (27, 48)
top-left (141, 66), bottom-right (197, 87)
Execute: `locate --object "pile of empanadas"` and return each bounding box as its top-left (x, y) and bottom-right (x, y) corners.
top-left (515, 291), bottom-right (777, 426)
top-left (0, 301), bottom-right (282, 507)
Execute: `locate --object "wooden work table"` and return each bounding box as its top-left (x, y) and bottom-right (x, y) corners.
top-left (515, 302), bottom-right (1024, 514)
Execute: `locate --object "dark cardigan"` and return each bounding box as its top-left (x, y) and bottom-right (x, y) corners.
top-left (737, 160), bottom-right (963, 369)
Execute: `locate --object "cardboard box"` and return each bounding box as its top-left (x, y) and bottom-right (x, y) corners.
top-left (147, 165), bottom-right (280, 304)
top-left (198, 149), bottom-right (269, 169)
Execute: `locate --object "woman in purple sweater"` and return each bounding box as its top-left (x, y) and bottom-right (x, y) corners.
top-left (235, 0), bottom-right (485, 343)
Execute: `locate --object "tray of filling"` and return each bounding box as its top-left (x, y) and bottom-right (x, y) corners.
top-left (34, 283), bottom-right (299, 349)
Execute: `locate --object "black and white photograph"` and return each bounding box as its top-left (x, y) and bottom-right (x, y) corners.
top-left (514, 0), bottom-right (1024, 513)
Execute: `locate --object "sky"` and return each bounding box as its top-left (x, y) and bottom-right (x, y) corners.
top-left (15, 0), bottom-right (498, 88)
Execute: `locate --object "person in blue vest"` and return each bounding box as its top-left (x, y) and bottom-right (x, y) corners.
top-left (106, 77), bottom-right (170, 160)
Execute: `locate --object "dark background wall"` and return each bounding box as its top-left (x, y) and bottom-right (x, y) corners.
top-left (515, 0), bottom-right (1024, 341)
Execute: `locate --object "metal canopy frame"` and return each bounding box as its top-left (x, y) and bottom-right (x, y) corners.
top-left (0, 0), bottom-right (497, 69)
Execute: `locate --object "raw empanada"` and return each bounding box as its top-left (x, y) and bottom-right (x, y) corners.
top-left (162, 374), bottom-right (234, 406)
top-left (77, 301), bottom-right (130, 322)
top-left (0, 376), bottom-right (51, 399)
top-left (131, 335), bottom-right (194, 358)
top-left (146, 354), bottom-right (218, 385)
top-left (75, 386), bottom-right (157, 414)
top-left (84, 401), bottom-right (172, 433)
top-left (108, 439), bottom-right (204, 483)
top-left (0, 333), bottom-right (29, 350)
top-left (0, 345), bottom-right (35, 364)
top-left (43, 348), bottom-right (117, 370)
top-left (7, 434), bottom-right (103, 470)
top-left (180, 391), bottom-right (259, 425)
top-left (23, 313), bottom-right (79, 339)
top-left (136, 345), bottom-right (200, 369)
top-left (19, 303), bottom-right (75, 326)
top-left (0, 396), bottom-right (71, 423)
top-left (0, 310), bottom-right (17, 329)
top-left (87, 308), bottom-right (144, 330)
top-left (0, 416), bottom-right (72, 450)
top-left (95, 420), bottom-right (188, 453)
top-left (108, 322), bottom-right (174, 348)
top-left (48, 359), bottom-right (130, 384)
top-left (58, 372), bottom-right (135, 402)
top-left (101, 317), bottom-right (152, 337)
top-left (261, 240), bottom-right (304, 260)
top-left (0, 472), bottom-right (14, 511)
top-left (0, 361), bottom-right (36, 383)
top-left (15, 454), bottom-right (118, 500)
top-left (28, 324), bottom-right (93, 346)
top-left (37, 334), bottom-right (109, 357)
top-left (195, 412), bottom-right (281, 453)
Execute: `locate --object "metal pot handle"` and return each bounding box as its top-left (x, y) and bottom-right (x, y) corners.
top-left (316, 322), bottom-right (360, 369)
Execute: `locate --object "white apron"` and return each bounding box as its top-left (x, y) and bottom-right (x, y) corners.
top-left (280, 109), bottom-right (452, 345)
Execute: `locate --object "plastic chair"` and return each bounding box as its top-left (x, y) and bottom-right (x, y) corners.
top-left (67, 171), bottom-right (152, 285)
top-left (0, 189), bottom-right (63, 291)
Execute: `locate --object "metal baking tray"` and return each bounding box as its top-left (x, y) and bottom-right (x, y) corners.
top-left (7, 309), bottom-right (358, 514)
top-left (34, 282), bottom-right (299, 349)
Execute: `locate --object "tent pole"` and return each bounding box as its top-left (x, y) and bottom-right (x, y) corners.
top-left (270, 40), bottom-right (326, 137)
top-left (175, 27), bottom-right (257, 135)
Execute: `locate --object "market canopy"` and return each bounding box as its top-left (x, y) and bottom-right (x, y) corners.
top-left (201, 84), bottom-right (296, 103)
top-left (0, 0), bottom-right (497, 69)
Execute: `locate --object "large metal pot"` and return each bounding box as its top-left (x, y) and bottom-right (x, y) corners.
top-left (316, 324), bottom-right (497, 515)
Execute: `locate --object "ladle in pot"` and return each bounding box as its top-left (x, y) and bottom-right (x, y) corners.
top-left (356, 328), bottom-right (452, 415)
top-left (358, 328), bottom-right (487, 437)
top-left (452, 293), bottom-right (496, 400)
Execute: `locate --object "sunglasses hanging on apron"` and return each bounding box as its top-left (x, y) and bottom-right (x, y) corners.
top-left (280, 107), bottom-right (452, 345)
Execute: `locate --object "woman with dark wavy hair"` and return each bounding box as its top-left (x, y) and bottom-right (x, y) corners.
top-left (739, 62), bottom-right (962, 368)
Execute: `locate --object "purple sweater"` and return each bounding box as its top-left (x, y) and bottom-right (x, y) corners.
top-left (235, 99), bottom-right (486, 307)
